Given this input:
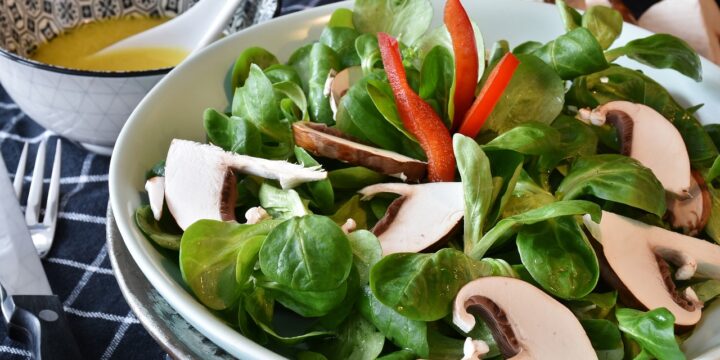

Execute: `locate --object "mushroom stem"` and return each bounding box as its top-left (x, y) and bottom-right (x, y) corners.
top-left (654, 247), bottom-right (698, 280)
top-left (656, 254), bottom-right (703, 312)
top-left (462, 337), bottom-right (490, 360)
top-left (341, 218), bottom-right (357, 234)
top-left (244, 206), bottom-right (269, 225)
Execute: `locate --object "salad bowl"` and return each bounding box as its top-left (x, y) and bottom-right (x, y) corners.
top-left (109, 0), bottom-right (720, 358)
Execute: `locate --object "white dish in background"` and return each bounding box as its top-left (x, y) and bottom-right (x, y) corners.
top-left (109, 0), bottom-right (720, 358)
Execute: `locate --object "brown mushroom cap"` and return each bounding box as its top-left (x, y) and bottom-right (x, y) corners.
top-left (164, 139), bottom-right (326, 230)
top-left (293, 122), bottom-right (427, 182)
top-left (359, 182), bottom-right (463, 255)
top-left (453, 277), bottom-right (597, 360)
top-left (584, 211), bottom-right (720, 326)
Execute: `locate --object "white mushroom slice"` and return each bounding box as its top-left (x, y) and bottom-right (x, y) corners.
top-left (164, 139), bottom-right (326, 230)
top-left (359, 182), bottom-right (463, 255)
top-left (587, 101), bottom-right (692, 198)
top-left (293, 122), bottom-right (427, 182)
top-left (326, 66), bottom-right (363, 119)
top-left (145, 176), bottom-right (165, 221)
top-left (584, 211), bottom-right (720, 326)
top-left (667, 171), bottom-right (712, 236)
top-left (453, 277), bottom-right (597, 360)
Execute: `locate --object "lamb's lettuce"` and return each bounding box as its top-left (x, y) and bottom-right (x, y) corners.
top-left (359, 286), bottom-right (429, 357)
top-left (581, 319), bottom-right (624, 360)
top-left (258, 183), bottom-right (310, 219)
top-left (232, 64), bottom-right (294, 159)
top-left (616, 308), bottom-right (686, 360)
top-left (532, 27), bottom-right (608, 80)
top-left (179, 219), bottom-right (280, 310)
top-left (581, 5), bottom-right (622, 50)
top-left (480, 54), bottom-right (564, 137)
top-left (370, 248), bottom-right (488, 321)
top-left (203, 109), bottom-right (262, 156)
top-left (557, 154), bottom-right (667, 217)
top-left (288, 43), bottom-right (340, 125)
top-left (469, 200), bottom-right (601, 260)
top-left (517, 216), bottom-right (599, 299)
top-left (352, 0), bottom-right (433, 45)
top-left (605, 34), bottom-right (702, 81)
top-left (453, 134), bottom-right (493, 255)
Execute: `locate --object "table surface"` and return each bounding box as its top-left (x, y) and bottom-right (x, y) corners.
top-left (0, 1), bottom-right (338, 359)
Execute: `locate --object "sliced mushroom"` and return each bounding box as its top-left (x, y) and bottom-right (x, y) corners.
top-left (359, 182), bottom-right (463, 255)
top-left (581, 101), bottom-right (692, 198)
top-left (293, 122), bottom-right (427, 182)
top-left (145, 176), bottom-right (165, 221)
top-left (164, 139), bottom-right (326, 230)
top-left (325, 66), bottom-right (363, 119)
top-left (584, 211), bottom-right (720, 326)
top-left (453, 277), bottom-right (597, 360)
top-left (667, 171), bottom-right (712, 235)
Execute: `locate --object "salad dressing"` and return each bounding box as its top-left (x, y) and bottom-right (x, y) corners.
top-left (31, 17), bottom-right (188, 72)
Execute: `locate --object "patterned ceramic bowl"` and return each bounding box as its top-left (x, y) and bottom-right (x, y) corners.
top-left (0, 0), bottom-right (279, 155)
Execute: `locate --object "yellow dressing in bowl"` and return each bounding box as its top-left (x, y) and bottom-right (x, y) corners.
top-left (31, 17), bottom-right (189, 72)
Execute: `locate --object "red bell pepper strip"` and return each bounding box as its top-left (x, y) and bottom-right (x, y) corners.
top-left (377, 32), bottom-right (456, 182)
top-left (457, 52), bottom-right (520, 139)
top-left (445, 0), bottom-right (478, 131)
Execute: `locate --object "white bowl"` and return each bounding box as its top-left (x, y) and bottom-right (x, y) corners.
top-left (0, 0), bottom-right (278, 155)
top-left (109, 0), bottom-right (720, 358)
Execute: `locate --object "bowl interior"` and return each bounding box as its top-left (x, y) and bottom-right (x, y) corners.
top-left (110, 0), bottom-right (720, 358)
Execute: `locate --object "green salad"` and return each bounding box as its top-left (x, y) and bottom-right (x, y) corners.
top-left (135, 0), bottom-right (720, 359)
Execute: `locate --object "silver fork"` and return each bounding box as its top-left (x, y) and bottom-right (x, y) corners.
top-left (11, 138), bottom-right (62, 258)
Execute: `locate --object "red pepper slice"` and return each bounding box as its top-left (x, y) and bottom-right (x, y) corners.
top-left (445, 0), bottom-right (478, 131)
top-left (377, 32), bottom-right (456, 182)
top-left (457, 53), bottom-right (520, 139)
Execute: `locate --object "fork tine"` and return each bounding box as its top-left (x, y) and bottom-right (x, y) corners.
top-left (25, 137), bottom-right (48, 226)
top-left (12, 142), bottom-right (28, 198)
top-left (43, 140), bottom-right (61, 227)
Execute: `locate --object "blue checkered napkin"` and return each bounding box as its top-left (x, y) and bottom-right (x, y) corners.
top-left (0, 85), bottom-right (165, 359)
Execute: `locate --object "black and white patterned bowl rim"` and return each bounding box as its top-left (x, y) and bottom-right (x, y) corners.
top-left (0, 0), bottom-right (281, 76)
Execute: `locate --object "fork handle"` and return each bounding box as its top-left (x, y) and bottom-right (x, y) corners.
top-left (7, 295), bottom-right (83, 360)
